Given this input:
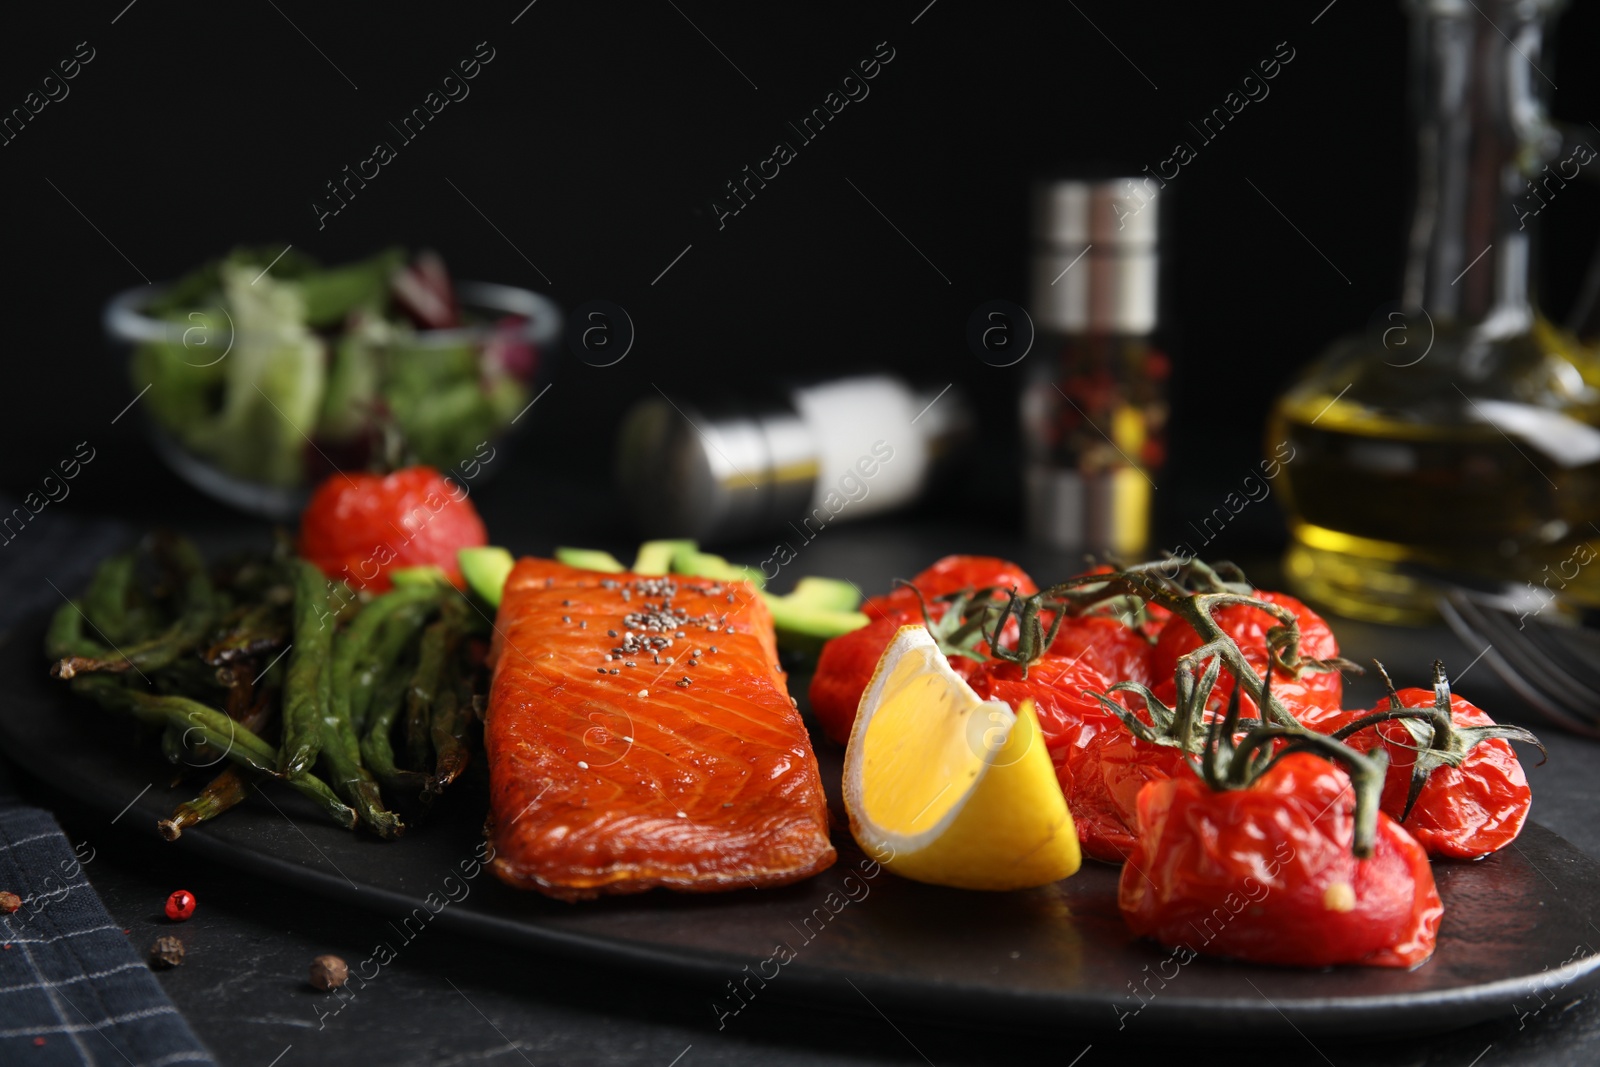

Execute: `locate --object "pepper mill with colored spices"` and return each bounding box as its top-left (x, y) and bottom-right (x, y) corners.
top-left (1022, 177), bottom-right (1170, 557)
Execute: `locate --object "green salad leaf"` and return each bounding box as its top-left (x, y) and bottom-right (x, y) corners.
top-left (130, 245), bottom-right (533, 489)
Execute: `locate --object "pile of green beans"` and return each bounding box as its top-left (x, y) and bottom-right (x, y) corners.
top-left (46, 535), bottom-right (488, 840)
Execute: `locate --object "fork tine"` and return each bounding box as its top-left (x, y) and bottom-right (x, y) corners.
top-left (1441, 594), bottom-right (1600, 736)
top-left (1463, 597), bottom-right (1600, 714)
top-left (1513, 617), bottom-right (1600, 691)
top-left (1450, 594), bottom-right (1599, 714)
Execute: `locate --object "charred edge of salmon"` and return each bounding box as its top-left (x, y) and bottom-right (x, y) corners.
top-left (481, 811), bottom-right (837, 901)
top-left (488, 846), bottom-right (839, 902)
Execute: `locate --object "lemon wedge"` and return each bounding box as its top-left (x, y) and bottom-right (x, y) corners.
top-left (842, 624), bottom-right (1082, 890)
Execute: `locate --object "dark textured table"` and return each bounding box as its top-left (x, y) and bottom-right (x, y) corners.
top-left (8, 509), bottom-right (1600, 1066)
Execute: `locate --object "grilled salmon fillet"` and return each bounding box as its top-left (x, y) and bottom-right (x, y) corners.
top-left (484, 558), bottom-right (836, 899)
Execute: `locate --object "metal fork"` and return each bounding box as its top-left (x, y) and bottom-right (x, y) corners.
top-left (1437, 585), bottom-right (1600, 737)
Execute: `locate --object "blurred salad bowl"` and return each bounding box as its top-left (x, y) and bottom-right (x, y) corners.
top-left (105, 247), bottom-right (560, 518)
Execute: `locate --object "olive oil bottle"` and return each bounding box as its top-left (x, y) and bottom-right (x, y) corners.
top-left (1271, 0), bottom-right (1600, 623)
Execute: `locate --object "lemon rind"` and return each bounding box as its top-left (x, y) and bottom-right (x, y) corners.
top-left (841, 624), bottom-right (1082, 890)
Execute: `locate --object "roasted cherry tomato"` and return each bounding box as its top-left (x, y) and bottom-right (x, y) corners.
top-left (970, 639), bottom-right (1172, 864)
top-left (861, 554), bottom-right (1038, 618)
top-left (1323, 687), bottom-right (1533, 860)
top-left (1119, 752), bottom-right (1442, 968)
top-left (1136, 601), bottom-right (1174, 641)
top-left (298, 467), bottom-right (487, 593)
top-left (1059, 564), bottom-right (1172, 641)
top-left (1047, 615), bottom-right (1154, 690)
top-left (810, 556), bottom-right (1036, 744)
top-left (1151, 590), bottom-right (1343, 724)
top-left (1055, 724), bottom-right (1192, 863)
top-left (968, 653), bottom-right (1114, 751)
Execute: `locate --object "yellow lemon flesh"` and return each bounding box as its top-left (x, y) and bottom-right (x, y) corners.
top-left (842, 624), bottom-right (1081, 890)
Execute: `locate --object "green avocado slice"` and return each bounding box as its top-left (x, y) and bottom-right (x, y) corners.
top-left (458, 546), bottom-right (515, 607)
top-left (554, 547), bottom-right (626, 573)
top-left (633, 539), bottom-right (697, 576)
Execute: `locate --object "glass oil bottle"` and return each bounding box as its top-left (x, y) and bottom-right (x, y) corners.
top-left (1270, 0), bottom-right (1600, 623)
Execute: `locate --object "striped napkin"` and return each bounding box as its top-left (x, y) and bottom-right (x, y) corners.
top-left (0, 805), bottom-right (216, 1066)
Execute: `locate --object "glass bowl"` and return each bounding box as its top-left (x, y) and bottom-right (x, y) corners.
top-left (105, 279), bottom-right (561, 518)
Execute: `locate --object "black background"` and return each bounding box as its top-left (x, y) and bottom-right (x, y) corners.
top-left (3, 0), bottom-right (1599, 559)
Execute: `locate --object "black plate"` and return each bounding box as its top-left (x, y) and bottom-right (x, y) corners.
top-left (5, 617), bottom-right (1599, 1038)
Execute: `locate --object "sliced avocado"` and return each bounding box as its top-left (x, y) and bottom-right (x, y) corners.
top-left (389, 565), bottom-right (451, 588)
top-left (633, 539), bottom-right (696, 576)
top-left (761, 593), bottom-right (870, 639)
top-left (787, 576), bottom-right (862, 612)
top-left (458, 546), bottom-right (515, 607)
top-left (555, 547), bottom-right (626, 573)
top-left (670, 547), bottom-right (767, 589)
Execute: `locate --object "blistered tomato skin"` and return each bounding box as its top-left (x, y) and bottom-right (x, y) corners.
top-left (1047, 616), bottom-right (1154, 690)
top-left (1329, 689), bottom-right (1531, 860)
top-left (1055, 727), bottom-right (1193, 863)
top-left (1118, 753), bottom-right (1442, 969)
top-left (298, 467), bottom-right (488, 593)
top-left (965, 632), bottom-right (1171, 864)
top-left (860, 555), bottom-right (1039, 619)
top-left (810, 556), bottom-right (1037, 744)
top-left (1137, 602), bottom-right (1174, 641)
top-left (1151, 591), bottom-right (1343, 723)
top-left (970, 655), bottom-right (1112, 745)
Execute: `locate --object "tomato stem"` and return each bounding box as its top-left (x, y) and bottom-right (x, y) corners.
top-left (1044, 560), bottom-right (1318, 729)
top-left (1333, 659), bottom-right (1545, 822)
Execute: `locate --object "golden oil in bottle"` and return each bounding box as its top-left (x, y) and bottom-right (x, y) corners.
top-left (1270, 0), bottom-right (1600, 623)
top-left (1271, 322), bottom-right (1600, 624)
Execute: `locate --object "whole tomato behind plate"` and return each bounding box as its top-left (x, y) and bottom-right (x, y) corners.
top-left (299, 466), bottom-right (487, 593)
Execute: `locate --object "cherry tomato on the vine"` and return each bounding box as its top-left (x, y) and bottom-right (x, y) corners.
top-left (1055, 725), bottom-right (1193, 863)
top-left (810, 556), bottom-right (1034, 744)
top-left (1321, 687), bottom-right (1533, 859)
top-left (1151, 590), bottom-right (1344, 724)
top-left (1119, 752), bottom-right (1442, 968)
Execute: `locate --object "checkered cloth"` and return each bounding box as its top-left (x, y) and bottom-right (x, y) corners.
top-left (0, 806), bottom-right (216, 1066)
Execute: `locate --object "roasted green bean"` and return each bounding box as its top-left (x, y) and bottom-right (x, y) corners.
top-left (281, 559), bottom-right (333, 778)
top-left (335, 587), bottom-right (441, 736)
top-left (46, 599), bottom-right (99, 661)
top-left (317, 647), bottom-right (407, 838)
top-left (405, 598), bottom-right (467, 772)
top-left (361, 676), bottom-right (428, 791)
top-left (427, 669), bottom-right (473, 796)
top-left (160, 724), bottom-right (187, 767)
top-left (159, 766), bottom-right (251, 840)
top-left (205, 600), bottom-right (289, 666)
top-left (72, 680), bottom-right (356, 830)
top-left (51, 536), bottom-right (214, 678)
top-left (82, 550), bottom-right (139, 645)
